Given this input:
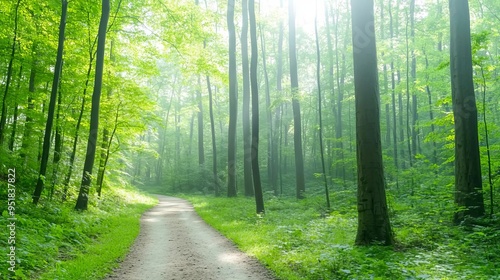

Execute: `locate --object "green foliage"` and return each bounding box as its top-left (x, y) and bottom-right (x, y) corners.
top-left (0, 185), bottom-right (156, 279)
top-left (166, 193), bottom-right (500, 280)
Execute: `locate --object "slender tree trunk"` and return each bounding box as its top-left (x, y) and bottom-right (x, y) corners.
top-left (249, 0), bottom-right (264, 214)
top-left (63, 47), bottom-right (96, 200)
top-left (334, 3), bottom-right (347, 183)
top-left (75, 0), bottom-right (110, 210)
top-left (197, 75), bottom-right (205, 165)
top-left (8, 65), bottom-right (22, 151)
top-left (50, 84), bottom-right (63, 199)
top-left (449, 0), bottom-right (485, 223)
top-left (227, 0), bottom-right (238, 197)
top-left (96, 39), bottom-right (116, 197)
top-left (97, 102), bottom-right (121, 197)
top-left (351, 0), bottom-right (393, 245)
top-left (241, 0), bottom-right (253, 196)
top-left (259, 23), bottom-right (273, 195)
top-left (389, 1), bottom-right (399, 172)
top-left (424, 51), bottom-right (437, 164)
top-left (410, 0), bottom-right (418, 158)
top-left (289, 0), bottom-right (306, 199)
top-left (315, 0), bottom-right (330, 210)
top-left (33, 0), bottom-right (68, 205)
top-left (207, 75), bottom-right (219, 196)
top-left (276, 0), bottom-right (284, 194)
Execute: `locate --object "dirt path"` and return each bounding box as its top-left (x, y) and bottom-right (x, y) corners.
top-left (105, 195), bottom-right (276, 280)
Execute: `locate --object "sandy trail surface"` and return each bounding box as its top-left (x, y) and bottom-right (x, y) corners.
top-left (105, 195), bottom-right (276, 280)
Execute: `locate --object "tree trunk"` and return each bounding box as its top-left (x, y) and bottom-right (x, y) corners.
top-left (315, 1), bottom-right (330, 210)
top-left (75, 0), bottom-right (110, 210)
top-left (96, 39), bottom-right (115, 197)
top-left (8, 65), bottom-right (22, 151)
top-left (249, 0), bottom-right (264, 214)
top-left (50, 84), bottom-right (64, 199)
top-left (227, 0), bottom-right (238, 197)
top-left (289, 0), bottom-right (305, 199)
top-left (197, 75), bottom-right (205, 165)
top-left (259, 22), bottom-right (273, 196)
top-left (241, 0), bottom-right (253, 197)
top-left (63, 45), bottom-right (96, 200)
top-left (276, 0), bottom-right (284, 194)
top-left (351, 0), bottom-right (393, 245)
top-left (33, 0), bottom-right (68, 205)
top-left (207, 75), bottom-right (219, 196)
top-left (449, 0), bottom-right (485, 223)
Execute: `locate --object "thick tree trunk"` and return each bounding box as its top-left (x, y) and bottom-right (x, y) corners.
top-left (249, 0), bottom-right (264, 214)
top-left (351, 0), bottom-right (393, 245)
top-left (75, 0), bottom-right (110, 210)
top-left (227, 0), bottom-right (238, 197)
top-left (289, 0), bottom-right (305, 199)
top-left (449, 0), bottom-right (485, 223)
top-left (33, 0), bottom-right (68, 205)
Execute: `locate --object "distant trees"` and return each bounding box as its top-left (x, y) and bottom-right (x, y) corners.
top-left (350, 0), bottom-right (393, 245)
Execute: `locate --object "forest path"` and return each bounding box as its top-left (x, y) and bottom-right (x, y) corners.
top-left (105, 195), bottom-right (276, 280)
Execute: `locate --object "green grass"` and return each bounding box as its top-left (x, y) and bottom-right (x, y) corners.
top-left (0, 185), bottom-right (157, 280)
top-left (173, 192), bottom-right (500, 280)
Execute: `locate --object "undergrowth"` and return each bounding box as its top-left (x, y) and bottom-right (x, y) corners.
top-left (173, 190), bottom-right (500, 280)
top-left (0, 185), bottom-right (156, 279)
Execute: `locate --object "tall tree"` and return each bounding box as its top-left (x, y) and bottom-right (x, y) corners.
top-left (351, 0), bottom-right (393, 245)
top-left (207, 75), bottom-right (219, 196)
top-left (33, 0), bottom-right (68, 205)
top-left (75, 0), bottom-right (111, 210)
top-left (196, 75), bottom-right (205, 165)
top-left (289, 0), bottom-right (305, 199)
top-left (315, 0), bottom-right (330, 210)
top-left (249, 0), bottom-right (264, 214)
top-left (241, 0), bottom-right (254, 196)
top-left (227, 0), bottom-right (238, 197)
top-left (449, 0), bottom-right (485, 223)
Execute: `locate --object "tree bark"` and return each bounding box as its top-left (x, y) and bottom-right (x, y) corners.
top-left (241, 0), bottom-right (254, 196)
top-left (207, 75), bottom-right (219, 196)
top-left (449, 0), bottom-right (485, 223)
top-left (315, 1), bottom-right (330, 209)
top-left (227, 0), bottom-right (238, 197)
top-left (75, 0), bottom-right (110, 210)
top-left (289, 0), bottom-right (305, 199)
top-left (33, 0), bottom-right (68, 205)
top-left (249, 0), bottom-right (264, 214)
top-left (351, 0), bottom-right (393, 245)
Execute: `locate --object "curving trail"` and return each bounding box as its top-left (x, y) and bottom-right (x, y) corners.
top-left (105, 195), bottom-right (276, 280)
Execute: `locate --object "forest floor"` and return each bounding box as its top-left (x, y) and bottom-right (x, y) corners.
top-left (105, 195), bottom-right (276, 280)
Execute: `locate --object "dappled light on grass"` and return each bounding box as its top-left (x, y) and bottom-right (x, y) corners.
top-left (183, 194), bottom-right (500, 279)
